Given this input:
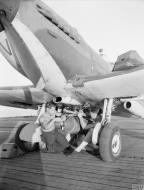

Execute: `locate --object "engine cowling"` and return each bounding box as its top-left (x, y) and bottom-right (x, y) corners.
top-left (124, 100), bottom-right (144, 118)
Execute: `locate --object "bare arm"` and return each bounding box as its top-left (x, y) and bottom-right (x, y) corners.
top-left (79, 116), bottom-right (88, 129)
top-left (77, 110), bottom-right (88, 129)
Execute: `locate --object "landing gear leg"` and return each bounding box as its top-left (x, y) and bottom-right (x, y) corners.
top-left (99, 98), bottom-right (122, 162)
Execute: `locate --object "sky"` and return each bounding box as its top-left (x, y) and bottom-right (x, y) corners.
top-left (0, 0), bottom-right (144, 116)
top-left (46, 0), bottom-right (144, 62)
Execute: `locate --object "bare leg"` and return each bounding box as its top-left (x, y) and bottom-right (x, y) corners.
top-left (75, 128), bottom-right (93, 152)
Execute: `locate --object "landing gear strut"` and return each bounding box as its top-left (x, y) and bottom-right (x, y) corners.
top-left (98, 98), bottom-right (122, 161)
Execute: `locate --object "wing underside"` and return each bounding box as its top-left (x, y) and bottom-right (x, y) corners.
top-left (0, 86), bottom-right (53, 109)
top-left (67, 66), bottom-right (144, 103)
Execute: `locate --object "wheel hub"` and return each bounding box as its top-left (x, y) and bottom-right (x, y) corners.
top-left (111, 131), bottom-right (121, 156)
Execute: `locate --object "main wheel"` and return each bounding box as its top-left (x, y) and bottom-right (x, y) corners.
top-left (99, 123), bottom-right (122, 162)
top-left (15, 122), bottom-right (39, 153)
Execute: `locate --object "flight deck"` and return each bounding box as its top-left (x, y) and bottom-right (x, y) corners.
top-left (0, 116), bottom-right (144, 190)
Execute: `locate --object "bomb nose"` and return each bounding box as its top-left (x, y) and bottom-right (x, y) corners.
top-left (0, 0), bottom-right (20, 31)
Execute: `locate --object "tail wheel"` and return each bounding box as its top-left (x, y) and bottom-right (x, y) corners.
top-left (99, 123), bottom-right (122, 162)
top-left (15, 122), bottom-right (39, 153)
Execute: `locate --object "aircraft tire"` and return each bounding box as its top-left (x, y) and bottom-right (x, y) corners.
top-left (15, 121), bottom-right (39, 153)
top-left (99, 123), bottom-right (122, 162)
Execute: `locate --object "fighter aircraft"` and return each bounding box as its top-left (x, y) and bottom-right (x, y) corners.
top-left (0, 0), bottom-right (144, 162)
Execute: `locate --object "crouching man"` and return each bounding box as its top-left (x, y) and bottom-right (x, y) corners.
top-left (41, 110), bottom-right (70, 153)
top-left (32, 104), bottom-right (70, 153)
top-left (63, 105), bottom-right (102, 155)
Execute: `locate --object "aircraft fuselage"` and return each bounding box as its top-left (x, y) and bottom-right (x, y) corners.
top-left (17, 0), bottom-right (112, 80)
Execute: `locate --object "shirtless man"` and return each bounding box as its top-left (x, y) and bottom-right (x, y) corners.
top-left (32, 103), bottom-right (69, 153)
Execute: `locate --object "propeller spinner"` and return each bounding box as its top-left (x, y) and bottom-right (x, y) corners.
top-left (0, 0), bottom-right (20, 32)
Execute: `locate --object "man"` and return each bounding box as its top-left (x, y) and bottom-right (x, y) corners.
top-left (74, 107), bottom-right (100, 152)
top-left (32, 103), bottom-right (70, 153)
top-left (39, 105), bottom-right (70, 153)
top-left (63, 105), bottom-right (101, 154)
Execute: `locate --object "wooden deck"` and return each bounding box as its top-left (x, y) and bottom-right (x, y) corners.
top-left (0, 116), bottom-right (144, 190)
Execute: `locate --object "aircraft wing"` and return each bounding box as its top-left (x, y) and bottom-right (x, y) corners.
top-left (0, 86), bottom-right (52, 109)
top-left (66, 65), bottom-right (144, 103)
